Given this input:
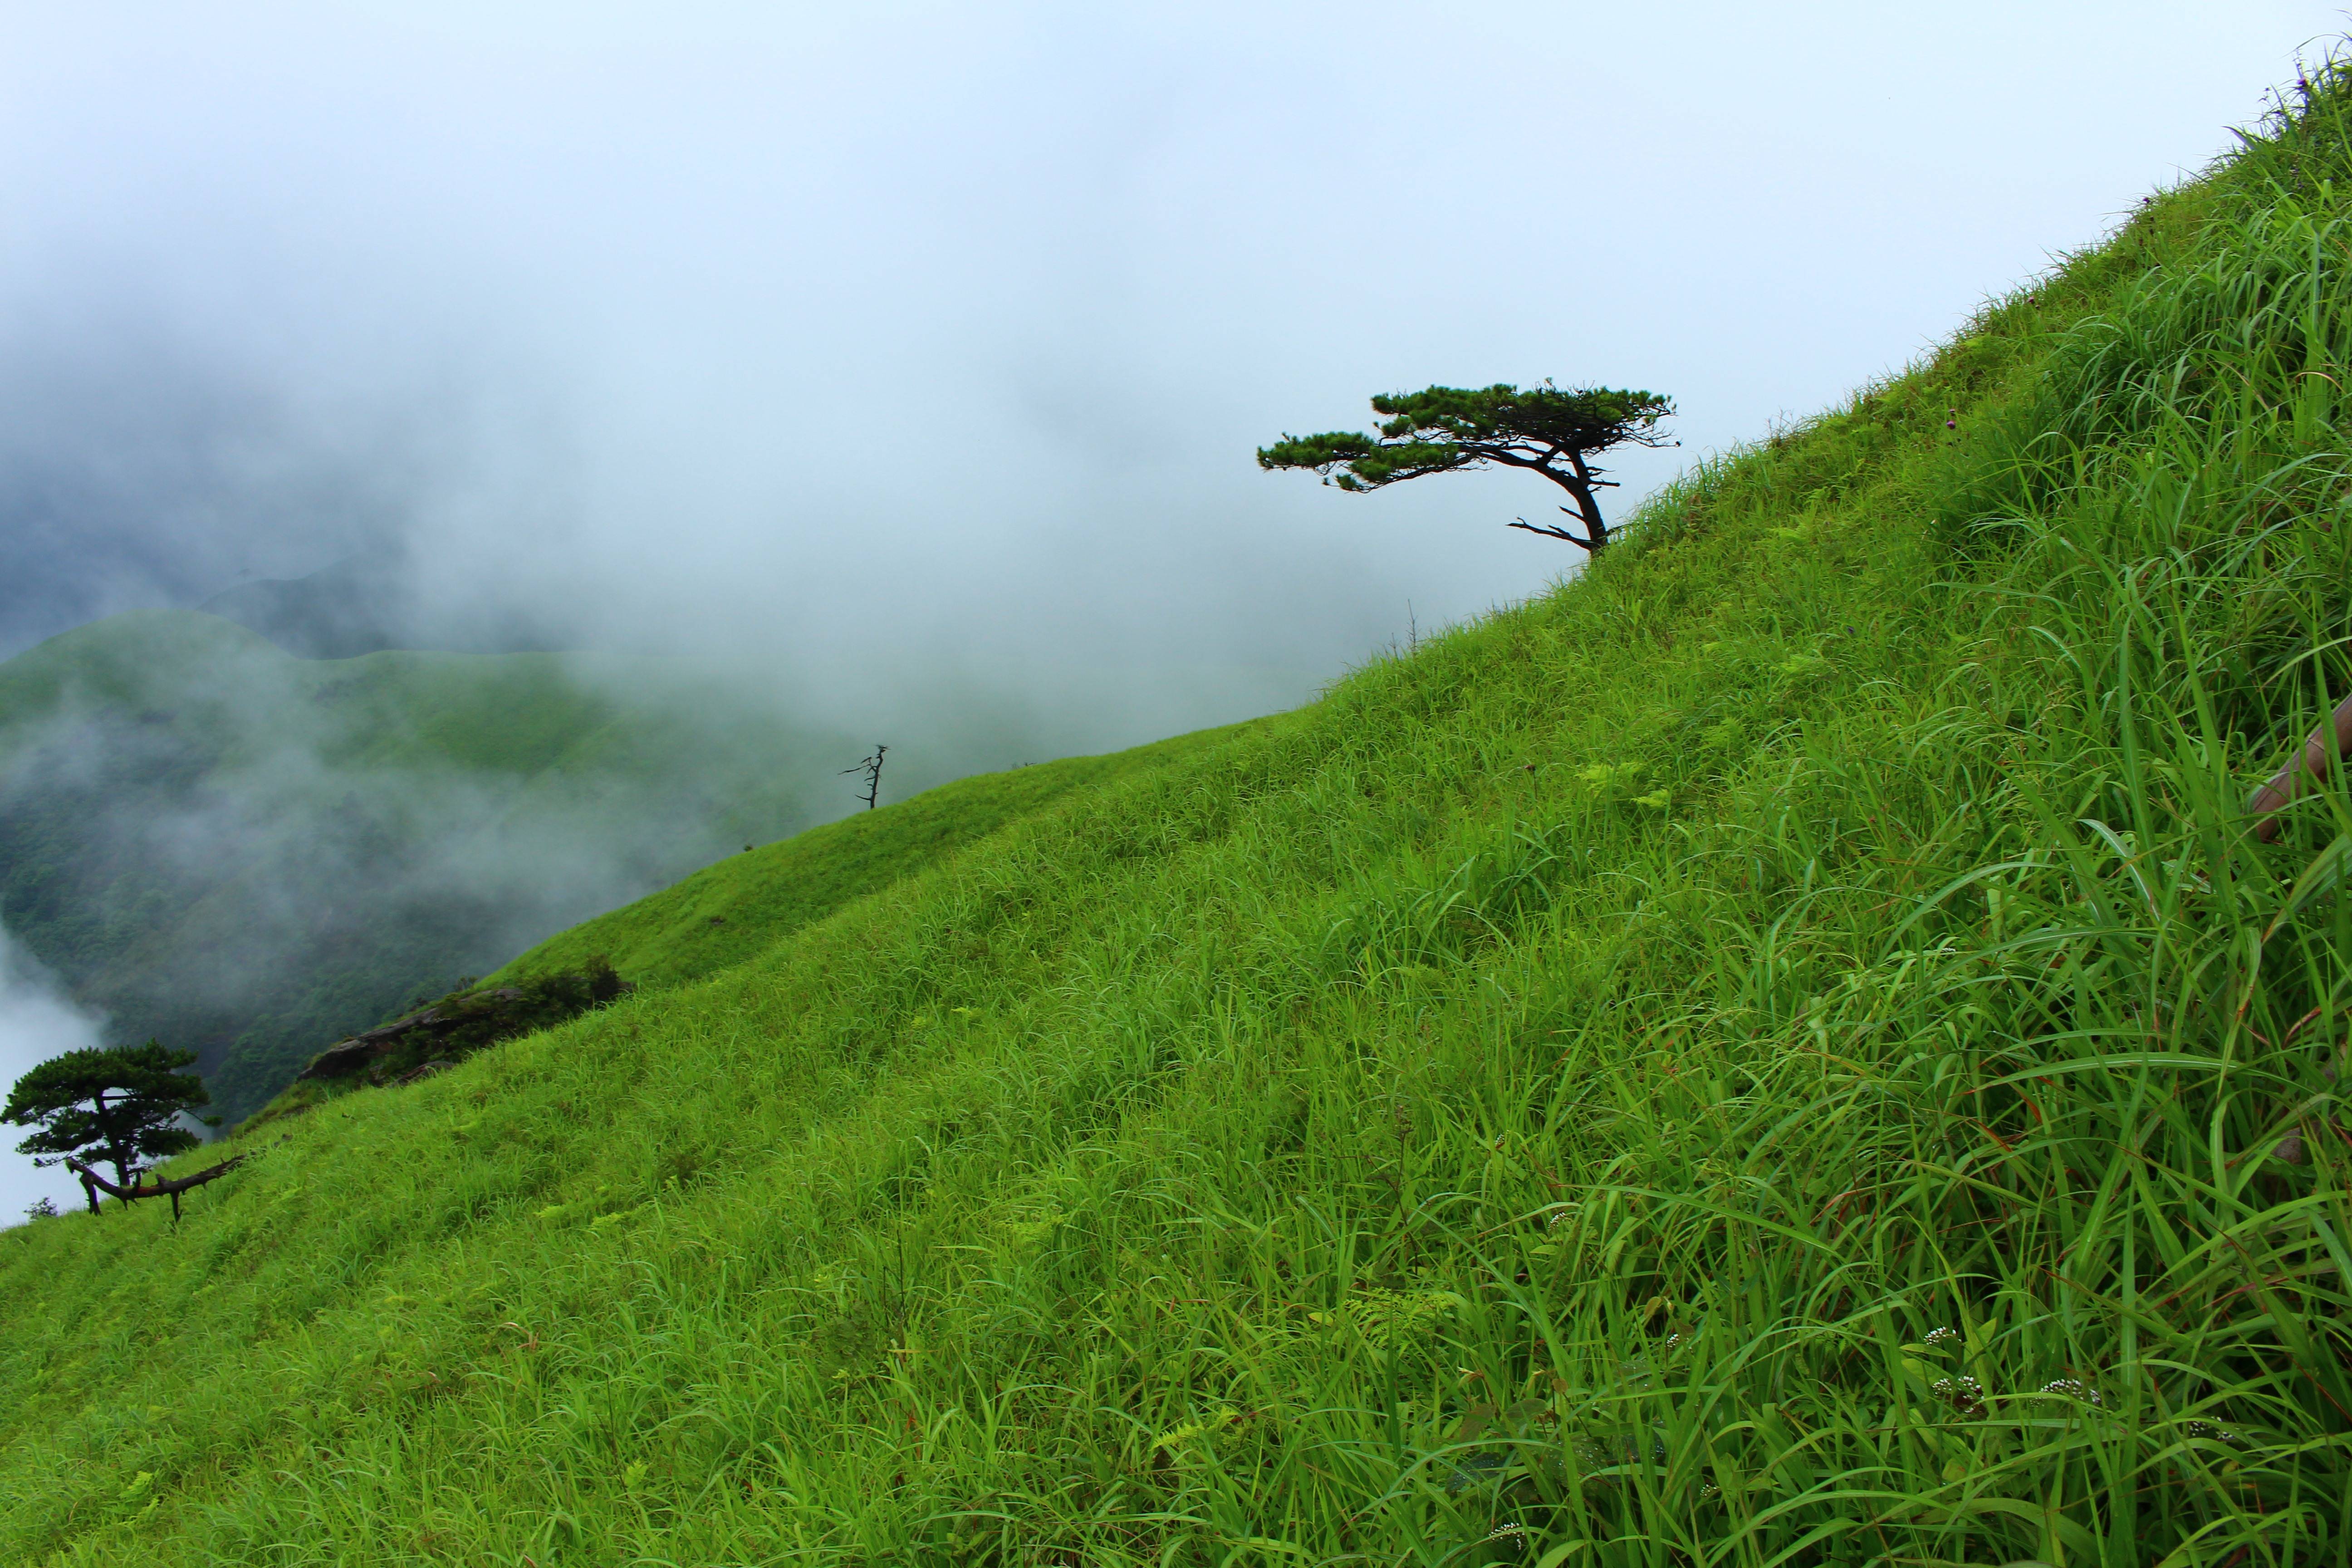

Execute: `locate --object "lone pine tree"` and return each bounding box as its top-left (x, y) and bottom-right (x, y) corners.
top-left (1257, 382), bottom-right (1674, 552)
top-left (5, 1042), bottom-right (208, 1191)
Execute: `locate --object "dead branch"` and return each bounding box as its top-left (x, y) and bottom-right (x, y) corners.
top-left (841, 744), bottom-right (887, 810)
top-left (65, 1153), bottom-right (248, 1221)
top-left (2249, 691), bottom-right (2352, 841)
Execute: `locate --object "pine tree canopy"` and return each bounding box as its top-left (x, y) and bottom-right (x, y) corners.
top-left (1256, 382), bottom-right (1675, 551)
top-left (4, 1041), bottom-right (209, 1190)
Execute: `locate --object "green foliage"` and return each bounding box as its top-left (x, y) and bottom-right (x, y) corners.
top-left (9, 59), bottom-right (2352, 1568)
top-left (4, 1041), bottom-right (207, 1188)
top-left (1259, 382), bottom-right (1674, 549)
top-left (1259, 384), bottom-right (1673, 491)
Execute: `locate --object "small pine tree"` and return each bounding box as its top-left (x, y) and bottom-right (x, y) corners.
top-left (4, 1042), bottom-right (209, 1191)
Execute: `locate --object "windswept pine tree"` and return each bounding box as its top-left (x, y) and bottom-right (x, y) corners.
top-left (1258, 382), bottom-right (1676, 550)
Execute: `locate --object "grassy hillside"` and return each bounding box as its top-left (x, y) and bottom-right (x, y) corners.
top-left (7, 72), bottom-right (2352, 1566)
top-left (0, 614), bottom-right (878, 1119)
top-left (490, 726), bottom-right (1248, 993)
top-left (231, 732), bottom-right (1245, 1131)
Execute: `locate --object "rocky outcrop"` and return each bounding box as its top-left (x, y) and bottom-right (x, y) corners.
top-left (294, 991), bottom-right (527, 1082)
top-left (294, 962), bottom-right (628, 1086)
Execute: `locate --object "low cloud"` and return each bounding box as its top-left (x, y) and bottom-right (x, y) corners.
top-left (17, 4), bottom-right (2303, 682)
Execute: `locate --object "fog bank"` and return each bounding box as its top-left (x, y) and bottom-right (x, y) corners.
top-left (2, 3), bottom-right (2337, 699)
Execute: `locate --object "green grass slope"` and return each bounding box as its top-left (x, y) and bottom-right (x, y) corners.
top-left (8, 77), bottom-right (2352, 1566)
top-left (491, 727), bottom-right (1247, 992)
top-left (0, 616), bottom-right (871, 1119)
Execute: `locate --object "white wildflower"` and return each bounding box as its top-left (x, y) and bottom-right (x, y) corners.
top-left (1931, 1375), bottom-right (1985, 1415)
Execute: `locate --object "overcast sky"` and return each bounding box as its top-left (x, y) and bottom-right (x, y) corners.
top-left (4, 3), bottom-right (2342, 674)
top-left (1, 2), bottom-right (2345, 1216)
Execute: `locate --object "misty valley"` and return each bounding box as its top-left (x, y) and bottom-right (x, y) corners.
top-left (0, 608), bottom-right (874, 1122)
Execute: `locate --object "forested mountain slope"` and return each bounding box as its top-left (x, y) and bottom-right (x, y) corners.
top-left (5, 75), bottom-right (2352, 1567)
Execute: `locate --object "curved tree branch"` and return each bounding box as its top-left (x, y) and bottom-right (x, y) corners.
top-left (2249, 691), bottom-right (2352, 841)
top-left (65, 1153), bottom-right (247, 1221)
top-left (1510, 514), bottom-right (1602, 550)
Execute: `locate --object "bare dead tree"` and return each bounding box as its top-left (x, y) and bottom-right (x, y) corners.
top-left (843, 744), bottom-right (887, 811)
